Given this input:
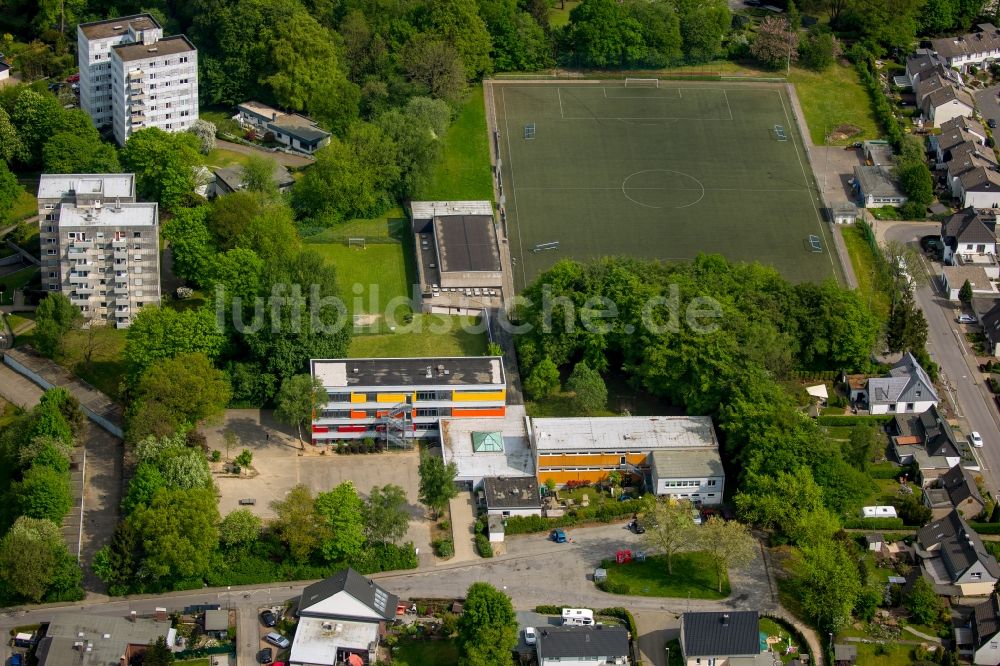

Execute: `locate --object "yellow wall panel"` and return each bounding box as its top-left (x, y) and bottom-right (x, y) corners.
top-left (376, 393), bottom-right (408, 403)
top-left (451, 390), bottom-right (506, 402)
top-left (350, 393), bottom-right (366, 403)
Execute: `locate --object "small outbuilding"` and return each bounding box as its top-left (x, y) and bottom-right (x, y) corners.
top-left (831, 202), bottom-right (859, 225)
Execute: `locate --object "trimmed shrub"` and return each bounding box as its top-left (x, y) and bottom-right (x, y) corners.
top-left (474, 534), bottom-right (493, 558)
top-left (843, 517), bottom-right (905, 530)
top-left (504, 498), bottom-right (645, 535)
top-left (597, 580), bottom-right (629, 594)
top-left (971, 522), bottom-right (1000, 535)
top-left (816, 415), bottom-right (893, 426)
top-left (432, 539), bottom-right (454, 558)
top-left (598, 607), bottom-right (638, 636)
top-left (535, 605), bottom-right (568, 614)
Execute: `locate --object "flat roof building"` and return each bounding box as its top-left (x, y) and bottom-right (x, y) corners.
top-left (77, 14), bottom-right (198, 144)
top-left (482, 475), bottom-right (542, 517)
top-left (38, 173), bottom-right (161, 327)
top-left (440, 406), bottom-right (533, 485)
top-left (531, 416), bottom-right (724, 503)
top-left (410, 201), bottom-right (502, 313)
top-left (310, 357), bottom-right (506, 442)
top-left (36, 614), bottom-right (172, 666)
top-left (235, 101), bottom-right (331, 155)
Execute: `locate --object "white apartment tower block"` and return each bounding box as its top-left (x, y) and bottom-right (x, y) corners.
top-left (38, 174), bottom-right (161, 328)
top-left (77, 15), bottom-right (198, 145)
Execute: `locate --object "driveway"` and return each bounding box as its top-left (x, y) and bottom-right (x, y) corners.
top-left (883, 222), bottom-right (1000, 494)
top-left (973, 85), bottom-right (1000, 128)
top-left (204, 410), bottom-right (432, 566)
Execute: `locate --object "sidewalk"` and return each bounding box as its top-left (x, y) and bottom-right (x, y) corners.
top-left (446, 493), bottom-right (478, 564)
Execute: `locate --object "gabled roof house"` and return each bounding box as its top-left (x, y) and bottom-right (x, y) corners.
top-left (850, 352), bottom-right (938, 415)
top-left (680, 611), bottom-right (764, 666)
top-left (917, 510), bottom-right (1000, 597)
top-left (924, 463), bottom-right (986, 520)
top-left (942, 206), bottom-right (999, 264)
top-left (290, 568), bottom-right (399, 666)
top-left (890, 405), bottom-right (961, 484)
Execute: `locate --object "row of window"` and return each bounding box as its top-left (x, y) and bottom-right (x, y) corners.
top-left (661, 479), bottom-right (718, 488)
top-left (319, 409), bottom-right (443, 419)
top-left (325, 391), bottom-right (501, 403)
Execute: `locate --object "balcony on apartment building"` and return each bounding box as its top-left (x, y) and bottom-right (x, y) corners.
top-left (111, 238), bottom-right (128, 248)
top-left (71, 238), bottom-right (95, 249)
top-left (113, 249), bottom-right (128, 260)
top-left (113, 283), bottom-right (128, 295)
top-left (68, 272), bottom-right (91, 284)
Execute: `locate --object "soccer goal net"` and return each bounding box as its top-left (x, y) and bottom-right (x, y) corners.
top-left (625, 78), bottom-right (659, 88)
top-left (347, 237), bottom-right (366, 249)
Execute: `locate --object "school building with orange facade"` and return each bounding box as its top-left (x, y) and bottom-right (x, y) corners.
top-left (309, 356), bottom-right (506, 443)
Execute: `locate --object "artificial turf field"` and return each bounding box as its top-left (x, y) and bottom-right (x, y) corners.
top-left (490, 81), bottom-right (842, 288)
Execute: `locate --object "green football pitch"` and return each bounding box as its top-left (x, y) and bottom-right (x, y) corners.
top-left (490, 81), bottom-right (842, 288)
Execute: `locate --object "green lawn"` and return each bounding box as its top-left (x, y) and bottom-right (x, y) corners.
top-left (9, 190), bottom-right (37, 223)
top-left (789, 64), bottom-right (880, 146)
top-left (203, 147), bottom-right (253, 168)
top-left (849, 642), bottom-right (915, 665)
top-left (309, 242), bottom-right (412, 316)
top-left (0, 266), bottom-right (39, 305)
top-left (841, 225), bottom-right (890, 320)
top-left (392, 638), bottom-right (459, 666)
top-left (348, 314), bottom-right (488, 357)
top-left (600, 553), bottom-right (729, 599)
top-left (57, 326), bottom-right (128, 399)
top-left (303, 208), bottom-right (407, 244)
top-left (175, 659), bottom-right (211, 666)
top-left (418, 86), bottom-right (493, 201)
top-left (549, 0), bottom-right (581, 28)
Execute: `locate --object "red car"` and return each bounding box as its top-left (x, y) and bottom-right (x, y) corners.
top-left (65, 73), bottom-right (80, 83)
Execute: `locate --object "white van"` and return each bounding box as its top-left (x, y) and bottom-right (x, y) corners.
top-left (562, 608), bottom-right (594, 626)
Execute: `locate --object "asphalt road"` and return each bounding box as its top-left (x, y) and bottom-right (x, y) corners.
top-left (973, 84), bottom-right (1000, 129)
top-left (0, 523), bottom-right (783, 666)
top-left (884, 222), bottom-right (1000, 491)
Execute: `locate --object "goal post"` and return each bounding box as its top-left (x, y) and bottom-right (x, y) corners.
top-left (347, 237), bottom-right (366, 249)
top-left (624, 78), bottom-right (659, 88)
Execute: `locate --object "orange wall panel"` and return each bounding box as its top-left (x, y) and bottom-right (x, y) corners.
top-left (451, 407), bottom-right (506, 418)
top-left (537, 470), bottom-right (606, 485)
top-left (350, 410), bottom-right (366, 419)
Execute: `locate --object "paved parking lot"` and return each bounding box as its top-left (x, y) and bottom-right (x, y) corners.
top-left (205, 410), bottom-right (432, 565)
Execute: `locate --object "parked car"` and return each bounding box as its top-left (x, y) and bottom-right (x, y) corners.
top-left (524, 627), bottom-right (537, 645)
top-left (264, 633), bottom-right (290, 650)
top-left (971, 431), bottom-right (984, 448)
top-left (260, 610), bottom-right (277, 627)
top-left (550, 529), bottom-right (567, 543)
top-left (958, 314), bottom-right (977, 324)
top-left (257, 649), bottom-right (273, 664)
top-left (691, 510), bottom-right (703, 526)
top-left (990, 118), bottom-right (998, 129)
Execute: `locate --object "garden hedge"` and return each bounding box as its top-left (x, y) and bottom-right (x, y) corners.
top-left (504, 498), bottom-right (645, 535)
top-left (816, 415), bottom-right (894, 426)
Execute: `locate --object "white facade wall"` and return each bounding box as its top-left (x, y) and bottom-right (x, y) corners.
top-left (540, 658), bottom-right (627, 666)
top-left (111, 47), bottom-right (198, 145)
top-left (77, 23), bottom-right (163, 129)
top-left (870, 400), bottom-right (938, 415)
top-left (654, 476), bottom-right (724, 505)
top-left (963, 189), bottom-right (1000, 208)
top-left (931, 100), bottom-right (975, 127)
top-left (975, 639), bottom-right (1000, 665)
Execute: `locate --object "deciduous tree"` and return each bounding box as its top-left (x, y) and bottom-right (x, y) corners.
top-left (120, 127), bottom-right (201, 212)
top-left (0, 516), bottom-right (81, 602)
top-left (567, 360), bottom-right (607, 413)
top-left (641, 496), bottom-right (695, 574)
top-left (270, 484), bottom-right (330, 563)
top-left (794, 539), bottom-right (861, 632)
top-left (124, 306), bottom-right (227, 380)
top-left (418, 452), bottom-right (458, 518)
top-left (34, 292), bottom-right (82, 358)
top-left (219, 509), bottom-right (262, 549)
top-left (129, 487), bottom-right (219, 582)
top-left (402, 36), bottom-right (467, 104)
top-left (242, 155), bottom-right (279, 197)
top-left (696, 517), bottom-right (757, 593)
top-left (42, 131), bottom-right (120, 174)
top-left (524, 357), bottom-right (561, 400)
top-left (274, 374), bottom-right (325, 446)
top-left (363, 484), bottom-right (411, 545)
top-left (11, 464), bottom-right (72, 523)
top-left (316, 482), bottom-right (366, 563)
top-left (750, 16), bottom-right (798, 69)
top-left (0, 161), bottom-right (23, 226)
top-left (130, 352), bottom-right (232, 435)
top-left (457, 583), bottom-right (518, 666)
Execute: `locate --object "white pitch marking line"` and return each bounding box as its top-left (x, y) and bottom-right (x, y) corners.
top-left (558, 87), bottom-right (565, 119)
top-left (722, 89), bottom-right (733, 121)
top-left (501, 87), bottom-right (528, 289)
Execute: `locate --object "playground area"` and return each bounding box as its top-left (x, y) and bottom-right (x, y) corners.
top-left (490, 80), bottom-right (841, 287)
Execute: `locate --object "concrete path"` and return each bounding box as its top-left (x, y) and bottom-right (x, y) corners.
top-left (0, 361), bottom-right (44, 408)
top-left (446, 493), bottom-right (478, 564)
top-left (903, 624), bottom-right (942, 642)
top-left (215, 139), bottom-right (314, 169)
